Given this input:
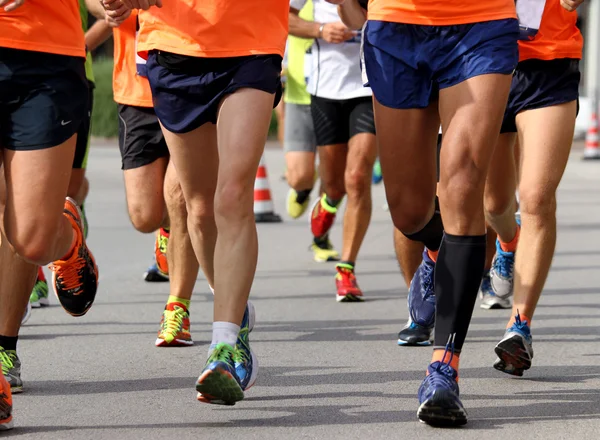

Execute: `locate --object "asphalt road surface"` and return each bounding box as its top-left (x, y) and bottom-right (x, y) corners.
top-left (7, 145), bottom-right (600, 439)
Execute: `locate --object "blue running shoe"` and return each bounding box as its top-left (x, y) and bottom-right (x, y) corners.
top-left (490, 240), bottom-right (515, 300)
top-left (143, 263), bottom-right (169, 282)
top-left (417, 337), bottom-right (467, 426)
top-left (235, 301), bottom-right (258, 390)
top-left (494, 312), bottom-right (533, 377)
top-left (397, 318), bottom-right (433, 346)
top-left (372, 159), bottom-right (383, 184)
top-left (408, 250), bottom-right (436, 328)
top-left (479, 271), bottom-right (511, 310)
top-left (196, 342), bottom-right (244, 405)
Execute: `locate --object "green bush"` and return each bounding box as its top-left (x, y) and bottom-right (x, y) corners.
top-left (90, 56), bottom-right (279, 138)
top-left (91, 57), bottom-right (118, 138)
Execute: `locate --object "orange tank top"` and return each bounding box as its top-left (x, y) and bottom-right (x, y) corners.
top-left (113, 12), bottom-right (154, 108)
top-left (136, 0), bottom-right (288, 59)
top-left (0, 0), bottom-right (84, 57)
top-left (518, 1), bottom-right (583, 62)
top-left (367, 0), bottom-right (517, 26)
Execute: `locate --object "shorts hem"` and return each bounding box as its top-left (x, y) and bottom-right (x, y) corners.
top-left (121, 154), bottom-right (169, 171)
top-left (439, 68), bottom-right (515, 90)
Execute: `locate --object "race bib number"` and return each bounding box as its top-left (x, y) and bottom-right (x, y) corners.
top-left (515, 0), bottom-right (547, 41)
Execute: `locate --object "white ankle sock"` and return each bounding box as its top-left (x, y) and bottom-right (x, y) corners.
top-left (210, 321), bottom-right (240, 351)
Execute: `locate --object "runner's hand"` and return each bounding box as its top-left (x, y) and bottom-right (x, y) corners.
top-left (322, 22), bottom-right (356, 44)
top-left (121, 0), bottom-right (162, 9)
top-left (560, 0), bottom-right (584, 11)
top-left (0, 0), bottom-right (25, 12)
top-left (101, 0), bottom-right (131, 26)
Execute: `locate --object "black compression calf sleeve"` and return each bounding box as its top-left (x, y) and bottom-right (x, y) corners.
top-left (404, 197), bottom-right (443, 251)
top-left (433, 233), bottom-right (486, 352)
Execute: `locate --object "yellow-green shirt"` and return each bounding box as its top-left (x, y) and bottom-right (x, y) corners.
top-left (79, 0), bottom-right (95, 83)
top-left (284, 0), bottom-right (313, 105)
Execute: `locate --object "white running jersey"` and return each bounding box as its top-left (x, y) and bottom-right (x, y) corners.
top-left (515, 0), bottom-right (547, 40)
top-left (291, 0), bottom-right (371, 100)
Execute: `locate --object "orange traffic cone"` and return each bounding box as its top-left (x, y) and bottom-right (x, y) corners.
top-left (583, 111), bottom-right (600, 160)
top-left (254, 154), bottom-right (282, 223)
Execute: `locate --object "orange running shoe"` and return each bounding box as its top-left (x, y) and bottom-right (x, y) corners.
top-left (310, 195), bottom-right (337, 239)
top-left (155, 302), bottom-right (193, 347)
top-left (49, 197), bottom-right (99, 317)
top-left (0, 365), bottom-right (13, 431)
top-left (335, 264), bottom-right (364, 302)
top-left (155, 228), bottom-right (169, 277)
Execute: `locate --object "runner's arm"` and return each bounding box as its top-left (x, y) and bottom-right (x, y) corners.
top-left (86, 0), bottom-right (107, 19)
top-left (289, 6), bottom-right (322, 39)
top-left (85, 19), bottom-right (113, 52)
top-left (337, 0), bottom-right (367, 29)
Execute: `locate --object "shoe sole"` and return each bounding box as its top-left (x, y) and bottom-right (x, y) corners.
top-left (196, 367), bottom-right (244, 406)
top-left (313, 253), bottom-right (341, 263)
top-left (0, 418), bottom-right (13, 431)
top-left (10, 385), bottom-right (22, 394)
top-left (417, 391), bottom-right (467, 427)
top-left (397, 339), bottom-right (432, 346)
top-left (494, 335), bottom-right (532, 377)
top-left (336, 294), bottom-right (364, 303)
top-left (143, 270), bottom-right (169, 282)
top-left (155, 338), bottom-right (194, 347)
top-left (480, 301), bottom-right (511, 310)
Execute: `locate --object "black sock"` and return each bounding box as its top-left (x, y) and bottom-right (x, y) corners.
top-left (403, 197), bottom-right (443, 251)
top-left (433, 233), bottom-right (486, 352)
top-left (295, 189), bottom-right (312, 205)
top-left (0, 335), bottom-right (18, 352)
top-left (325, 196), bottom-right (342, 208)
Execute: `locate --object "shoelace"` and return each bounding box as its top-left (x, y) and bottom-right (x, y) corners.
top-left (424, 334), bottom-right (458, 390)
top-left (337, 268), bottom-right (357, 286)
top-left (49, 258), bottom-right (85, 292)
top-left (158, 234), bottom-right (169, 255)
top-left (495, 251), bottom-right (514, 278)
top-left (209, 343), bottom-right (235, 364)
top-left (511, 311), bottom-right (531, 336)
top-left (162, 308), bottom-right (185, 336)
top-left (235, 328), bottom-right (251, 364)
top-left (0, 351), bottom-right (13, 376)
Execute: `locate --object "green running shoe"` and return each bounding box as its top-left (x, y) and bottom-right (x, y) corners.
top-left (0, 348), bottom-right (22, 394)
top-left (30, 267), bottom-right (49, 308)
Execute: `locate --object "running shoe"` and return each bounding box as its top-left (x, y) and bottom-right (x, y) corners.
top-left (49, 197), bottom-right (99, 317)
top-left (397, 318), bottom-right (433, 346)
top-left (21, 301), bottom-right (31, 326)
top-left (196, 342), bottom-right (244, 405)
top-left (0, 366), bottom-right (12, 431)
top-left (490, 239), bottom-right (515, 300)
top-left (235, 301), bottom-right (258, 390)
top-left (286, 188), bottom-right (310, 219)
top-left (81, 203), bottom-right (89, 239)
top-left (30, 266), bottom-right (50, 308)
top-left (494, 312), bottom-right (533, 377)
top-left (143, 263), bottom-right (169, 282)
top-left (310, 235), bottom-right (340, 263)
top-left (417, 338), bottom-right (467, 426)
top-left (408, 250), bottom-right (436, 329)
top-left (479, 270), bottom-right (511, 310)
top-left (0, 348), bottom-right (22, 394)
top-left (155, 228), bottom-right (169, 277)
top-left (310, 194), bottom-right (337, 239)
top-left (335, 264), bottom-right (364, 302)
top-left (155, 302), bottom-right (193, 347)
top-left (372, 158), bottom-right (383, 184)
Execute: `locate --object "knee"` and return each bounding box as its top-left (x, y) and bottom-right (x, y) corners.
top-left (387, 193), bottom-right (433, 234)
top-left (344, 166), bottom-right (370, 198)
top-left (214, 181), bottom-right (253, 223)
top-left (186, 197), bottom-right (215, 232)
top-left (7, 221), bottom-right (57, 264)
top-left (519, 186), bottom-right (556, 219)
top-left (286, 167), bottom-right (314, 191)
top-left (165, 182), bottom-right (187, 216)
top-left (128, 203), bottom-right (165, 234)
top-left (484, 187), bottom-right (513, 220)
top-left (439, 166), bottom-right (486, 212)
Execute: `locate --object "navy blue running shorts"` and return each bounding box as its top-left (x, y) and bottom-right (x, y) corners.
top-left (146, 51), bottom-right (283, 134)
